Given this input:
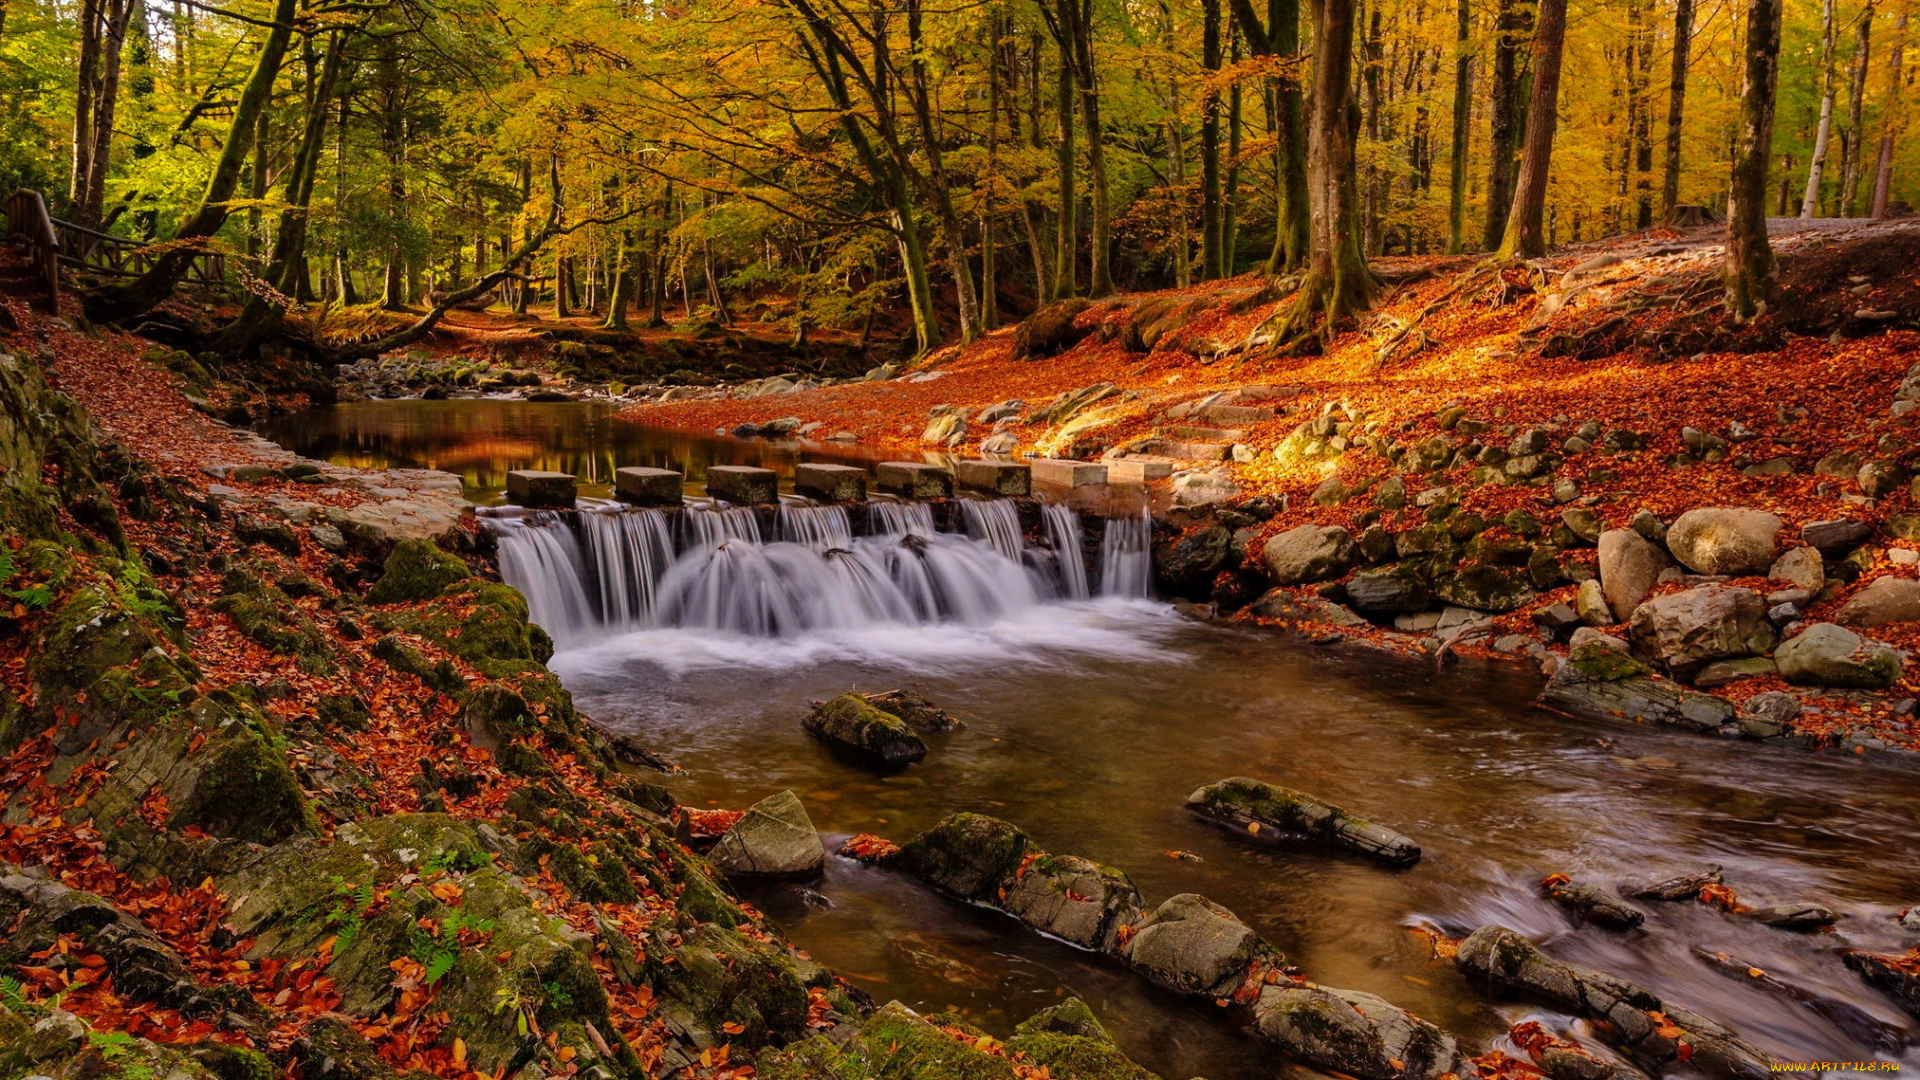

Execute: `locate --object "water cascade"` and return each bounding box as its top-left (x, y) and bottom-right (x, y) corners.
top-left (485, 496), bottom-right (1152, 643)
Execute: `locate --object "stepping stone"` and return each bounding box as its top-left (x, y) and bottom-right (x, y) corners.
top-left (706, 465), bottom-right (778, 504)
top-left (794, 462), bottom-right (868, 501)
top-left (1206, 404), bottom-right (1278, 425)
top-left (506, 470), bottom-right (576, 508)
top-left (876, 461), bottom-right (954, 498)
top-left (1171, 425), bottom-right (1248, 442)
top-left (615, 466), bottom-right (684, 506)
top-left (955, 459), bottom-right (1031, 496)
top-left (1108, 457), bottom-right (1176, 483)
top-left (1030, 459), bottom-right (1108, 487)
top-left (1136, 439), bottom-right (1230, 462)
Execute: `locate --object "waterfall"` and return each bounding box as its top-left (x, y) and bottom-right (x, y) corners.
top-left (960, 498), bottom-right (1024, 562)
top-left (1099, 508), bottom-right (1153, 598)
top-left (486, 497), bottom-right (1154, 643)
top-left (1042, 503), bottom-right (1090, 601)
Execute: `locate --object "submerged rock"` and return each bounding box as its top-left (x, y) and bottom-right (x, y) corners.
top-left (1539, 874), bottom-right (1646, 930)
top-left (1455, 926), bottom-right (1769, 1079)
top-left (1187, 777), bottom-right (1421, 864)
top-left (708, 791), bottom-right (827, 880)
top-left (860, 689), bottom-right (963, 732)
top-left (802, 693), bottom-right (928, 767)
top-left (1845, 951), bottom-right (1920, 1019)
top-left (1624, 866), bottom-right (1722, 901)
top-left (1744, 903), bottom-right (1839, 931)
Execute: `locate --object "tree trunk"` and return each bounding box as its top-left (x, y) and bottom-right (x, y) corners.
top-left (1497, 0), bottom-right (1568, 258)
top-left (1200, 0), bottom-right (1224, 279)
top-left (1800, 0), bottom-right (1839, 218)
top-left (603, 231), bottom-right (632, 330)
top-left (78, 0), bottom-right (133, 228)
top-left (1052, 57), bottom-right (1077, 297)
top-left (1073, 3), bottom-right (1115, 295)
top-left (1839, 4), bottom-right (1875, 215)
top-left (1661, 0), bottom-right (1695, 212)
top-left (1482, 0), bottom-right (1529, 249)
top-left (1630, 0), bottom-right (1655, 227)
top-left (1291, 0), bottom-right (1373, 333)
top-left (70, 0), bottom-right (103, 218)
top-left (1727, 0), bottom-right (1785, 320)
top-left (1870, 8), bottom-right (1906, 217)
top-left (983, 18), bottom-right (1001, 329)
top-left (1447, 0), bottom-right (1472, 252)
top-left (647, 184), bottom-right (670, 327)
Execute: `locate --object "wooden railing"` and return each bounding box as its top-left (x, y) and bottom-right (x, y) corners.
top-left (7, 190), bottom-right (61, 311)
top-left (6, 188), bottom-right (229, 311)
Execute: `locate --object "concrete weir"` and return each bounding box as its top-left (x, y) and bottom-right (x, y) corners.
top-left (706, 465), bottom-right (779, 504)
top-left (615, 466), bottom-right (684, 506)
top-left (506, 470), bottom-right (577, 508)
top-left (876, 461), bottom-right (954, 499)
top-left (794, 463), bottom-right (869, 501)
top-left (955, 459), bottom-right (1031, 497)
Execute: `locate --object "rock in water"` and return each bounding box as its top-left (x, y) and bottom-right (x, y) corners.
top-left (1000, 853), bottom-right (1145, 952)
top-left (708, 791), bottom-right (827, 880)
top-left (1623, 866), bottom-right (1723, 901)
top-left (860, 689), bottom-right (963, 732)
top-left (1538, 875), bottom-right (1646, 930)
top-left (1253, 984), bottom-right (1467, 1080)
top-left (1540, 641), bottom-right (1736, 733)
top-left (1455, 926), bottom-right (1770, 1080)
top-left (1744, 903), bottom-right (1838, 931)
top-left (802, 693), bottom-right (928, 767)
top-left (1121, 893), bottom-right (1282, 997)
top-left (893, 813), bottom-right (1033, 900)
top-left (1187, 777), bottom-right (1421, 864)
top-left (1665, 508), bottom-right (1784, 576)
top-left (1775, 623), bottom-right (1901, 689)
top-left (1845, 951), bottom-right (1920, 1019)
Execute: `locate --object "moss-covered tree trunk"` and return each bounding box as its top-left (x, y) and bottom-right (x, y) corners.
top-left (1293, 0), bottom-right (1374, 331)
top-left (1726, 0), bottom-right (1783, 320)
top-left (1051, 51), bottom-right (1077, 298)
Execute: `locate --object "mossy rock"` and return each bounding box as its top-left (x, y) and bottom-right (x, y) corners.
top-left (172, 714), bottom-right (320, 844)
top-left (803, 693), bottom-right (927, 768)
top-left (1434, 563), bottom-right (1535, 613)
top-left (1564, 640), bottom-right (1652, 681)
top-left (895, 813), bottom-right (1032, 901)
top-left (645, 922), bottom-right (823, 1048)
top-left (212, 591), bottom-right (330, 658)
top-left (366, 538), bottom-right (472, 604)
top-left (855, 1002), bottom-right (1019, 1080)
top-left (1005, 1030), bottom-right (1158, 1080)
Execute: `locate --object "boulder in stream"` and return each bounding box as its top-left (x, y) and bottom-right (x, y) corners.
top-left (1454, 926), bottom-right (1770, 1080)
top-left (1844, 951), bottom-right (1920, 1019)
top-left (1120, 892), bottom-right (1284, 997)
top-left (1623, 866), bottom-right (1722, 901)
top-left (1539, 641), bottom-right (1736, 734)
top-left (803, 693), bottom-right (928, 768)
top-left (1186, 777), bottom-right (1422, 864)
top-left (893, 813), bottom-right (1033, 901)
top-left (860, 689), bottom-right (963, 732)
top-left (1538, 874), bottom-right (1646, 930)
top-left (707, 791), bottom-right (827, 880)
top-left (1743, 903), bottom-right (1838, 931)
top-left (1000, 853), bottom-right (1145, 952)
top-left (1252, 983), bottom-right (1467, 1080)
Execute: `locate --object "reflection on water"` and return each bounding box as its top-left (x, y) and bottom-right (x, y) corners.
top-left (554, 614), bottom-right (1920, 1080)
top-left (255, 399), bottom-right (896, 503)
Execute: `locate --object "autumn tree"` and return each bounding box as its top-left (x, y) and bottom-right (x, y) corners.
top-left (1727, 0), bottom-right (1784, 319)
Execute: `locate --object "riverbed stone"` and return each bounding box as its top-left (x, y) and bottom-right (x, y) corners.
top-left (1188, 777), bottom-right (1420, 863)
top-left (954, 459), bottom-right (1031, 496)
top-left (1121, 893), bottom-right (1279, 997)
top-left (1435, 564), bottom-right (1535, 612)
top-left (1540, 877), bottom-right (1646, 930)
top-left (802, 693), bottom-right (928, 767)
top-left (505, 469), bottom-right (577, 508)
top-left (615, 466), bottom-right (685, 506)
top-left (708, 791), bottom-right (827, 880)
top-left (792, 463), bottom-right (868, 502)
top-left (1597, 529), bottom-right (1666, 621)
top-left (1627, 585), bottom-right (1775, 680)
top-left (894, 813), bottom-right (1032, 901)
top-left (1692, 656), bottom-right (1778, 688)
top-left (1835, 576), bottom-right (1920, 626)
top-left (1454, 926), bottom-right (1769, 1080)
top-left (706, 465), bottom-right (779, 505)
top-left (1845, 952), bottom-right (1920, 1019)
top-left (875, 461), bottom-right (954, 498)
top-left (1262, 525), bottom-right (1356, 585)
top-left (1745, 904), bottom-right (1838, 931)
top-left (1540, 641), bottom-right (1737, 732)
top-left (1346, 564), bottom-right (1432, 613)
top-left (1575, 579), bottom-right (1612, 626)
top-left (1000, 854), bottom-right (1145, 952)
top-left (1801, 519), bottom-right (1872, 556)
top-left (1768, 546), bottom-right (1824, 592)
top-left (1253, 984), bottom-right (1467, 1080)
top-left (1775, 623), bottom-right (1901, 689)
top-left (1666, 507), bottom-right (1784, 576)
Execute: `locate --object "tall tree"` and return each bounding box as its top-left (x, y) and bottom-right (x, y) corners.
top-left (1727, 0), bottom-right (1785, 319)
top-left (1838, 3), bottom-right (1875, 214)
top-left (1481, 0), bottom-right (1529, 248)
top-left (1278, 0), bottom-right (1373, 338)
top-left (1447, 0), bottom-right (1471, 252)
top-left (1225, 0), bottom-right (1308, 271)
top-left (1870, 7), bottom-right (1907, 217)
top-left (1200, 0), bottom-right (1225, 279)
top-left (1660, 0), bottom-right (1695, 213)
top-left (1800, 0), bottom-right (1839, 217)
top-left (1497, 0), bottom-right (1568, 257)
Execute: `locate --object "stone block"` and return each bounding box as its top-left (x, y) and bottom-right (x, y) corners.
top-left (505, 470), bottom-right (576, 508)
top-left (794, 463), bottom-right (868, 501)
top-left (614, 466), bottom-right (684, 506)
top-left (1031, 459), bottom-right (1107, 487)
top-left (1108, 458), bottom-right (1176, 483)
top-left (954, 459), bottom-right (1031, 496)
top-left (875, 461), bottom-right (954, 498)
top-left (706, 465), bottom-right (778, 505)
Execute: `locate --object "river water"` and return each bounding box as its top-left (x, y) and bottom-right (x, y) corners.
top-left (262, 400), bottom-right (1920, 1080)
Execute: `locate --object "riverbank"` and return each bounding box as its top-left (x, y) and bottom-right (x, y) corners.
top-left (616, 219), bottom-right (1920, 763)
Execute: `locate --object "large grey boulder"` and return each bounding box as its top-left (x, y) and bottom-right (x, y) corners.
top-left (1598, 529), bottom-right (1668, 621)
top-left (1540, 641), bottom-right (1736, 733)
top-left (1455, 926), bottom-right (1770, 1080)
top-left (1346, 565), bottom-right (1432, 612)
top-left (1627, 585), bottom-right (1775, 680)
top-left (1775, 623), bottom-right (1902, 689)
top-left (1262, 524), bottom-right (1356, 586)
top-left (1253, 985), bottom-right (1467, 1080)
top-left (1187, 777), bottom-right (1420, 864)
top-left (1121, 893), bottom-right (1280, 997)
top-left (1836, 576), bottom-right (1920, 627)
top-left (708, 791), bottom-right (827, 880)
top-left (1246, 589), bottom-right (1367, 627)
top-left (802, 693), bottom-right (928, 768)
top-left (1665, 508), bottom-right (1784, 576)
top-left (1000, 854), bottom-right (1144, 952)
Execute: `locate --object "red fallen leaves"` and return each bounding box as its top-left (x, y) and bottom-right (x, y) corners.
top-left (683, 807), bottom-right (745, 838)
top-left (1472, 1050), bottom-right (1551, 1080)
top-left (836, 833), bottom-right (902, 863)
top-left (1407, 925), bottom-right (1461, 960)
top-left (1696, 882), bottom-right (1745, 913)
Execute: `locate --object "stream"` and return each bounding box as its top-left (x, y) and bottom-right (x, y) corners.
top-left (263, 399), bottom-right (1920, 1080)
